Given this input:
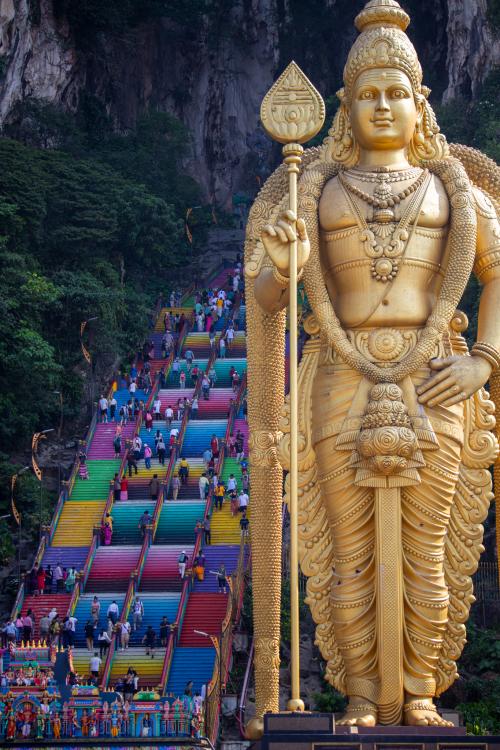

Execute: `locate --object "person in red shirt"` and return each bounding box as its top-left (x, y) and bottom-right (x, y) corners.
top-left (120, 476), bottom-right (128, 501)
top-left (210, 435), bottom-right (219, 458)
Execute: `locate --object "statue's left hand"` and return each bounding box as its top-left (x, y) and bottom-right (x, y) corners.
top-left (417, 355), bottom-right (492, 407)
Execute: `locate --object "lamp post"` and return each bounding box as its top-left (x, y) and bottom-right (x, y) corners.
top-left (80, 317), bottom-right (98, 416)
top-left (32, 429), bottom-right (54, 539)
top-left (11, 466), bottom-right (30, 585)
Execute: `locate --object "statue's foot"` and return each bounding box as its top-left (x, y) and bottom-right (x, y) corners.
top-left (337, 699), bottom-right (377, 727)
top-left (403, 699), bottom-right (453, 727)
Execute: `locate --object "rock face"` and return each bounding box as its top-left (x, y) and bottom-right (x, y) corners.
top-left (0, 0), bottom-right (498, 205)
top-left (444, 0), bottom-right (500, 101)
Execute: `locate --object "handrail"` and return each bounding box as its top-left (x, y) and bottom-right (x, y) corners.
top-left (100, 573), bottom-right (136, 689)
top-left (205, 589), bottom-right (235, 744)
top-left (81, 535), bottom-right (98, 591)
top-left (10, 581), bottom-right (25, 620)
top-left (238, 638), bottom-right (254, 735)
top-left (68, 579), bottom-right (81, 617)
top-left (160, 574), bottom-right (193, 693)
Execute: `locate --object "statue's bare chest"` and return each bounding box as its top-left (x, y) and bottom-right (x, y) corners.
top-left (317, 170), bottom-right (450, 326)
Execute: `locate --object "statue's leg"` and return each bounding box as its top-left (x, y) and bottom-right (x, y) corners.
top-left (401, 400), bottom-right (463, 728)
top-left (312, 367), bottom-right (377, 725)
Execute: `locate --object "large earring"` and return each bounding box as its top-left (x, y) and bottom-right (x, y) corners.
top-left (408, 98), bottom-right (449, 164)
top-left (323, 89), bottom-right (360, 167)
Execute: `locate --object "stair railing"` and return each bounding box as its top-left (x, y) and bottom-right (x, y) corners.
top-left (10, 580), bottom-right (25, 620)
top-left (100, 572), bottom-right (137, 689)
top-left (237, 638), bottom-right (254, 736)
top-left (159, 573), bottom-right (194, 694)
top-left (205, 587), bottom-right (235, 745)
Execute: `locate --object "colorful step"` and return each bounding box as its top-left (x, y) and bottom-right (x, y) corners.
top-left (86, 546), bottom-right (141, 592)
top-left (155, 502), bottom-right (205, 545)
top-left (69, 460), bottom-right (121, 502)
top-left (111, 502), bottom-right (156, 545)
top-left (52, 501), bottom-right (106, 546)
top-left (72, 593), bottom-right (126, 647)
top-left (140, 546), bottom-right (194, 592)
top-left (179, 593), bottom-right (228, 646)
top-left (166, 647), bottom-right (215, 698)
top-left (21, 594), bottom-right (71, 640)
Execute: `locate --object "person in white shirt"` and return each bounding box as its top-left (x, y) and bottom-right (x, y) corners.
top-left (109, 396), bottom-right (117, 421)
top-left (165, 405), bottom-right (174, 425)
top-left (89, 653), bottom-right (102, 679)
top-left (238, 492), bottom-right (249, 512)
top-left (132, 597), bottom-right (144, 632)
top-left (227, 474), bottom-right (237, 493)
top-left (226, 328), bottom-right (234, 349)
top-left (199, 473), bottom-right (210, 501)
top-left (219, 337), bottom-right (226, 359)
top-left (107, 601), bottom-right (119, 625)
top-left (153, 397), bottom-right (161, 417)
top-left (170, 426), bottom-right (179, 440)
top-left (129, 380), bottom-right (137, 395)
top-left (120, 621), bottom-right (131, 651)
top-left (99, 396), bottom-right (108, 423)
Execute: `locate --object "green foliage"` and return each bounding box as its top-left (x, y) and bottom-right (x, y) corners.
top-left (280, 579), bottom-right (308, 649)
top-left (0, 100), bottom-right (206, 567)
top-left (435, 68), bottom-right (500, 163)
top-left (52, 0), bottom-right (209, 44)
top-left (312, 683), bottom-right (347, 714)
top-left (487, 0), bottom-right (500, 32)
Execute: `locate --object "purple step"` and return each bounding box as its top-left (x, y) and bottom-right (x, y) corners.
top-left (88, 423), bottom-right (136, 459)
top-left (41, 546), bottom-right (89, 573)
top-left (194, 544), bottom-right (242, 592)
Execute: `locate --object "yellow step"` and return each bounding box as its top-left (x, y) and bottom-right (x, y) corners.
top-left (210, 503), bottom-right (249, 545)
top-left (52, 501), bottom-right (106, 546)
top-left (110, 648), bottom-right (165, 687)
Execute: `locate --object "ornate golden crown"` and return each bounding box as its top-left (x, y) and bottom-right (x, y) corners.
top-left (343, 0), bottom-right (423, 98)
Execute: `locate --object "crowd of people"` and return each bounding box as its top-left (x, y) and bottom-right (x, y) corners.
top-left (2, 263), bottom-right (249, 722)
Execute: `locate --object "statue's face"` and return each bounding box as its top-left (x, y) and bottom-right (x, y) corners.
top-left (349, 68), bottom-right (418, 151)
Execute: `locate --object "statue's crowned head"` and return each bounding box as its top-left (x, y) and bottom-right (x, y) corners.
top-left (327, 0), bottom-right (448, 166)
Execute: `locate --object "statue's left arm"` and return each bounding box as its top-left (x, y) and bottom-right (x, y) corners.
top-left (418, 186), bottom-right (500, 407)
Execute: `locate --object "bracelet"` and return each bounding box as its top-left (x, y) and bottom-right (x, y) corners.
top-left (403, 701), bottom-right (437, 713)
top-left (471, 341), bottom-right (500, 371)
top-left (345, 703), bottom-right (377, 713)
top-left (272, 265), bottom-right (303, 288)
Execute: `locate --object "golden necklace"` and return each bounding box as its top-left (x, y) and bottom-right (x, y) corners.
top-left (338, 169), bottom-right (431, 282)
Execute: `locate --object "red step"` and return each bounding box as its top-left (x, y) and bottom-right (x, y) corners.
top-left (179, 593), bottom-right (228, 646)
top-left (21, 594), bottom-right (71, 639)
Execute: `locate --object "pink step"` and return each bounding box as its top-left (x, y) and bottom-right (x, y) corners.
top-left (88, 423), bottom-right (135, 459)
top-left (158, 389), bottom-right (195, 411)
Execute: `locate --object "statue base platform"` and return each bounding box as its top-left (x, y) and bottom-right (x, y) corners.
top-left (248, 712), bottom-right (500, 750)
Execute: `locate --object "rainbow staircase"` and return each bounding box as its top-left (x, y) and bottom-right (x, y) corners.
top-left (13, 263), bottom-right (249, 704)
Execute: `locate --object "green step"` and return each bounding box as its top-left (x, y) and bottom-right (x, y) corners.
top-left (221, 458), bottom-right (243, 486)
top-left (69, 459), bottom-right (122, 501)
top-left (111, 502), bottom-right (155, 544)
top-left (155, 501), bottom-right (205, 544)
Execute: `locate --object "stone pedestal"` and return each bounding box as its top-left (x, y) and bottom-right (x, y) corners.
top-left (249, 713), bottom-right (500, 750)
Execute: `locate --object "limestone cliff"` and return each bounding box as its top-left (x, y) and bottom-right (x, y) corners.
top-left (0, 0), bottom-right (498, 206)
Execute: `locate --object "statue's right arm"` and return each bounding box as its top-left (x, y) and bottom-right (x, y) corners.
top-left (253, 210), bottom-right (310, 315)
top-left (254, 267), bottom-right (291, 314)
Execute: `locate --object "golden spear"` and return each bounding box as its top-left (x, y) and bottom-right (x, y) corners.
top-left (260, 61), bottom-right (325, 712)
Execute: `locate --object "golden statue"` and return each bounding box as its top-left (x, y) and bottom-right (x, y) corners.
top-left (245, 0), bottom-right (500, 731)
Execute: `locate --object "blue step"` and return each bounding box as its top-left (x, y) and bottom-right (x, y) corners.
top-left (72, 593), bottom-right (125, 648)
top-left (166, 647), bottom-right (216, 697)
top-left (182, 420), bottom-right (226, 457)
top-left (127, 592), bottom-right (180, 646)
